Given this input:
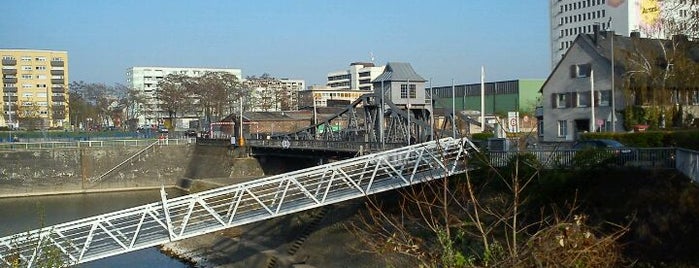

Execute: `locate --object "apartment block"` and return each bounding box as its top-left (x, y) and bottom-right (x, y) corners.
top-left (1, 49), bottom-right (69, 130)
top-left (327, 62), bottom-right (385, 91)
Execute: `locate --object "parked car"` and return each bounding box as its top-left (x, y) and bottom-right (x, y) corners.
top-left (572, 139), bottom-right (634, 164)
top-left (184, 129), bottom-right (197, 137)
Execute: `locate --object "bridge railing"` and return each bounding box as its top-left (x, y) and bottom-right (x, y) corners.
top-left (0, 139), bottom-right (191, 151)
top-left (246, 139), bottom-right (406, 153)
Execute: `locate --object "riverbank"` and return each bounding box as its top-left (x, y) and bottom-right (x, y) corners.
top-left (161, 200), bottom-right (382, 268)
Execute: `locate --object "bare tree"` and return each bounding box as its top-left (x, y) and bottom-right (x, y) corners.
top-left (120, 85), bottom-right (147, 131)
top-left (195, 72), bottom-right (240, 122)
top-left (619, 33), bottom-right (699, 128)
top-left (156, 74), bottom-right (193, 130)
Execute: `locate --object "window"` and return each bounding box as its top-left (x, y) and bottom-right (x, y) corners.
top-left (21, 74), bottom-right (32, 79)
top-left (22, 84), bottom-right (31, 89)
top-left (23, 93), bottom-right (33, 97)
top-left (21, 56), bottom-right (31, 61)
top-left (693, 90), bottom-right (699, 105)
top-left (577, 92), bottom-right (591, 107)
top-left (2, 56), bottom-right (15, 60)
top-left (555, 93), bottom-right (568, 108)
top-left (35, 57), bottom-right (47, 61)
top-left (558, 120), bottom-right (568, 137)
top-left (36, 75), bottom-right (46, 79)
top-left (36, 102), bottom-right (48, 107)
top-left (22, 66), bottom-right (32, 71)
top-left (35, 66), bottom-right (46, 70)
top-left (400, 84), bottom-right (416, 99)
top-left (37, 92), bottom-right (47, 98)
top-left (599, 90), bottom-right (611, 106)
top-left (36, 84), bottom-right (46, 88)
top-left (570, 63), bottom-right (591, 78)
top-left (51, 57), bottom-right (63, 61)
top-left (22, 101), bottom-right (32, 106)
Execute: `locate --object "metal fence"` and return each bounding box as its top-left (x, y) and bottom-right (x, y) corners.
top-left (676, 148), bottom-right (699, 183)
top-left (0, 138), bottom-right (193, 151)
top-left (487, 147), bottom-right (677, 170)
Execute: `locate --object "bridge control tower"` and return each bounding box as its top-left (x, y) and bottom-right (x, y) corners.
top-left (372, 62), bottom-right (433, 143)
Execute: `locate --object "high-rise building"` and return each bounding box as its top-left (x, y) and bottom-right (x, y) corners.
top-left (1, 49), bottom-right (69, 129)
top-left (126, 66), bottom-right (242, 128)
top-left (550, 0), bottom-right (692, 68)
top-left (327, 62), bottom-right (385, 91)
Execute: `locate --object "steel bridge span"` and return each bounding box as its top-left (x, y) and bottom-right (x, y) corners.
top-left (0, 137), bottom-right (477, 267)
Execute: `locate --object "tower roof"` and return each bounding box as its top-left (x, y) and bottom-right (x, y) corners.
top-left (373, 62), bottom-right (426, 83)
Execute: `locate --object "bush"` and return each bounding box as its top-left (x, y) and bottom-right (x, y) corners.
top-left (580, 130), bottom-right (699, 149)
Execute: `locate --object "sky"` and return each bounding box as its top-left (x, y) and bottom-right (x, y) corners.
top-left (2, 0), bottom-right (551, 88)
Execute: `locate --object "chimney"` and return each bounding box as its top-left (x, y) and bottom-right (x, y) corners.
top-left (630, 31), bottom-right (641, 39)
top-left (593, 24), bottom-right (600, 44)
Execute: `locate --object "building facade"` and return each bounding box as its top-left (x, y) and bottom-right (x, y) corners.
top-left (126, 66), bottom-right (242, 128)
top-left (1, 49), bottom-right (69, 130)
top-left (298, 85), bottom-right (367, 109)
top-left (549, 0), bottom-right (693, 68)
top-left (242, 77), bottom-right (305, 112)
top-left (430, 79), bottom-right (544, 116)
top-left (539, 29), bottom-right (699, 142)
top-left (327, 62), bottom-right (386, 91)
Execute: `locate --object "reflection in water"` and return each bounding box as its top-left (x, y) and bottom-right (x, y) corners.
top-left (0, 189), bottom-right (191, 267)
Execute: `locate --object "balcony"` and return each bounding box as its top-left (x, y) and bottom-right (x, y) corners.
top-left (52, 86), bottom-right (64, 93)
top-left (2, 59), bottom-right (16, 66)
top-left (3, 86), bottom-right (17, 93)
top-left (3, 96), bottom-right (18, 102)
top-left (51, 95), bottom-right (65, 102)
top-left (50, 69), bottom-right (64, 75)
top-left (50, 60), bottom-right (64, 67)
top-left (3, 78), bottom-right (17, 83)
top-left (51, 78), bottom-right (64, 84)
top-left (2, 69), bottom-right (17, 75)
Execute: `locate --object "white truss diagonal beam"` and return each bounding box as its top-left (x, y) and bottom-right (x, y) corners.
top-left (0, 137), bottom-right (476, 267)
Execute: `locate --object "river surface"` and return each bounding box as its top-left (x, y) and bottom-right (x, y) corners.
top-left (0, 189), bottom-right (191, 267)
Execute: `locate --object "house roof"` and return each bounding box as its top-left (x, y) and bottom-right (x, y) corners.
top-left (539, 31), bottom-right (699, 93)
top-left (373, 62), bottom-right (426, 83)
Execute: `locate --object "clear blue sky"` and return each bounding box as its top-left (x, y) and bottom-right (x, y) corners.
top-left (2, 0), bottom-right (550, 87)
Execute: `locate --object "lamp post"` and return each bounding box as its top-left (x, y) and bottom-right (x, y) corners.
top-left (429, 78), bottom-right (434, 141)
top-left (610, 30), bottom-right (616, 132)
top-left (312, 94), bottom-right (318, 139)
top-left (238, 97), bottom-right (244, 146)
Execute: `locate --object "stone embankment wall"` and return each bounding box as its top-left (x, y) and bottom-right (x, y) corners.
top-left (0, 143), bottom-right (319, 198)
top-left (0, 143), bottom-right (250, 198)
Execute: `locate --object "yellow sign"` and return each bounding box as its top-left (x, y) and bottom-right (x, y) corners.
top-left (640, 0), bottom-right (660, 27)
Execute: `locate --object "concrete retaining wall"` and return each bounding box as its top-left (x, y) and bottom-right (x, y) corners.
top-left (0, 143), bottom-right (320, 198)
top-left (0, 144), bottom-right (196, 197)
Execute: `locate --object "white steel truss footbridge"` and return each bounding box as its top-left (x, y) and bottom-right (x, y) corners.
top-left (0, 137), bottom-right (477, 267)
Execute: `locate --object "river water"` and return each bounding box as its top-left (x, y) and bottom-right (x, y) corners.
top-left (0, 189), bottom-right (191, 267)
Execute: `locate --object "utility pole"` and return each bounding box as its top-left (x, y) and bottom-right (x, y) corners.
top-left (591, 70), bottom-right (596, 133)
